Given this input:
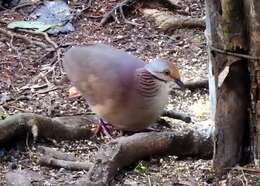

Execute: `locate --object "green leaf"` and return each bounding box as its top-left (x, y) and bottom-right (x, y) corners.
top-left (134, 161), bottom-right (148, 173)
top-left (7, 20), bottom-right (60, 33)
top-left (0, 112), bottom-right (9, 120)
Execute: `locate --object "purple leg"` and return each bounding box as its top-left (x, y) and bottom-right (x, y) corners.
top-left (95, 118), bottom-right (113, 138)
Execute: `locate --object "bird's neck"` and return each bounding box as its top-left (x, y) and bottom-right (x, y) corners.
top-left (135, 68), bottom-right (163, 97)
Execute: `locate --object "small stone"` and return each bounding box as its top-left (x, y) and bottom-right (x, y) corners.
top-left (10, 162), bottom-right (17, 169)
top-left (192, 58), bottom-right (198, 62)
top-left (123, 179), bottom-right (138, 186)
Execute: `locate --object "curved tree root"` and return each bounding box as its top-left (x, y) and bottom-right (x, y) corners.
top-left (77, 129), bottom-right (213, 185)
top-left (0, 110), bottom-right (193, 147)
top-left (143, 9), bottom-right (205, 32)
top-left (0, 113), bottom-right (96, 146)
top-left (1, 113), bottom-right (213, 185)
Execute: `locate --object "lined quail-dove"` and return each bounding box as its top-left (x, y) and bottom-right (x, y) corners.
top-left (63, 43), bottom-right (184, 133)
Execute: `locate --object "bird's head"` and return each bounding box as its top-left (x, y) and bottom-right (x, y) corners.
top-left (144, 58), bottom-right (185, 89)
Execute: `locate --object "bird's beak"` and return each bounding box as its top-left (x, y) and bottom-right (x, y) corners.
top-left (175, 79), bottom-right (185, 90)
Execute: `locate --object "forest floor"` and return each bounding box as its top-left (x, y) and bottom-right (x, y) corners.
top-left (0, 0), bottom-right (259, 185)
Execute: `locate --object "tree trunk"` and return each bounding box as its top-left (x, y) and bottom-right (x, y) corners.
top-left (243, 0), bottom-right (260, 166)
top-left (205, 0), bottom-right (251, 175)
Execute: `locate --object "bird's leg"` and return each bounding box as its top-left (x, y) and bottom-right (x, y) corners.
top-left (95, 118), bottom-right (113, 138)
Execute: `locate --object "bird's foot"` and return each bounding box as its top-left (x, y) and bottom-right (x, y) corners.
top-left (95, 119), bottom-right (113, 139)
top-left (68, 86), bottom-right (81, 97)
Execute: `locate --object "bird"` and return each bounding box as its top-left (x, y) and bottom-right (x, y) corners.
top-left (63, 43), bottom-right (184, 134)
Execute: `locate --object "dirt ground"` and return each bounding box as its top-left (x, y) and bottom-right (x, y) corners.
top-left (0, 0), bottom-right (260, 185)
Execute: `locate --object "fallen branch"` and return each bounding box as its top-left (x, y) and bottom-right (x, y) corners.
top-left (39, 155), bottom-right (92, 171)
top-left (0, 113), bottom-right (96, 146)
top-left (77, 129), bottom-right (213, 185)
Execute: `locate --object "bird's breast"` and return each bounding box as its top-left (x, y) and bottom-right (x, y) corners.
top-left (88, 70), bottom-right (170, 131)
top-left (104, 82), bottom-right (169, 131)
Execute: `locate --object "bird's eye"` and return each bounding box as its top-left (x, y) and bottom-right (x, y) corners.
top-left (164, 70), bottom-right (170, 75)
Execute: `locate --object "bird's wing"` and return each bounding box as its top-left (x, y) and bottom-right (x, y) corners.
top-left (63, 44), bottom-right (144, 108)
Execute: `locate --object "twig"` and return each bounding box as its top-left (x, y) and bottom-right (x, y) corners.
top-left (147, 175), bottom-right (152, 186)
top-left (231, 166), bottom-right (260, 174)
top-left (20, 84), bottom-right (48, 91)
top-left (0, 27), bottom-right (48, 48)
top-left (209, 45), bottom-right (260, 60)
top-left (37, 86), bottom-right (60, 94)
top-left (8, 34), bottom-right (23, 68)
top-left (162, 110), bottom-right (191, 123)
top-left (12, 1), bottom-right (41, 11)
top-left (42, 32), bottom-right (58, 49)
top-left (38, 50), bottom-right (56, 64)
top-left (241, 169), bottom-right (249, 186)
top-left (100, 0), bottom-right (137, 26)
top-left (31, 53), bottom-right (63, 88)
top-left (5, 105), bottom-right (30, 112)
top-left (183, 79), bottom-right (208, 90)
top-left (18, 29), bottom-right (58, 49)
top-left (72, 0), bottom-right (93, 21)
top-left (171, 79), bottom-right (208, 91)
top-left (118, 3), bottom-right (142, 26)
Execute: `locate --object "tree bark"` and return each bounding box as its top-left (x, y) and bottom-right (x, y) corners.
top-left (143, 9), bottom-right (205, 32)
top-left (0, 113), bottom-right (96, 146)
top-left (243, 0), bottom-right (260, 166)
top-left (205, 0), bottom-right (250, 175)
top-left (77, 129), bottom-right (213, 186)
